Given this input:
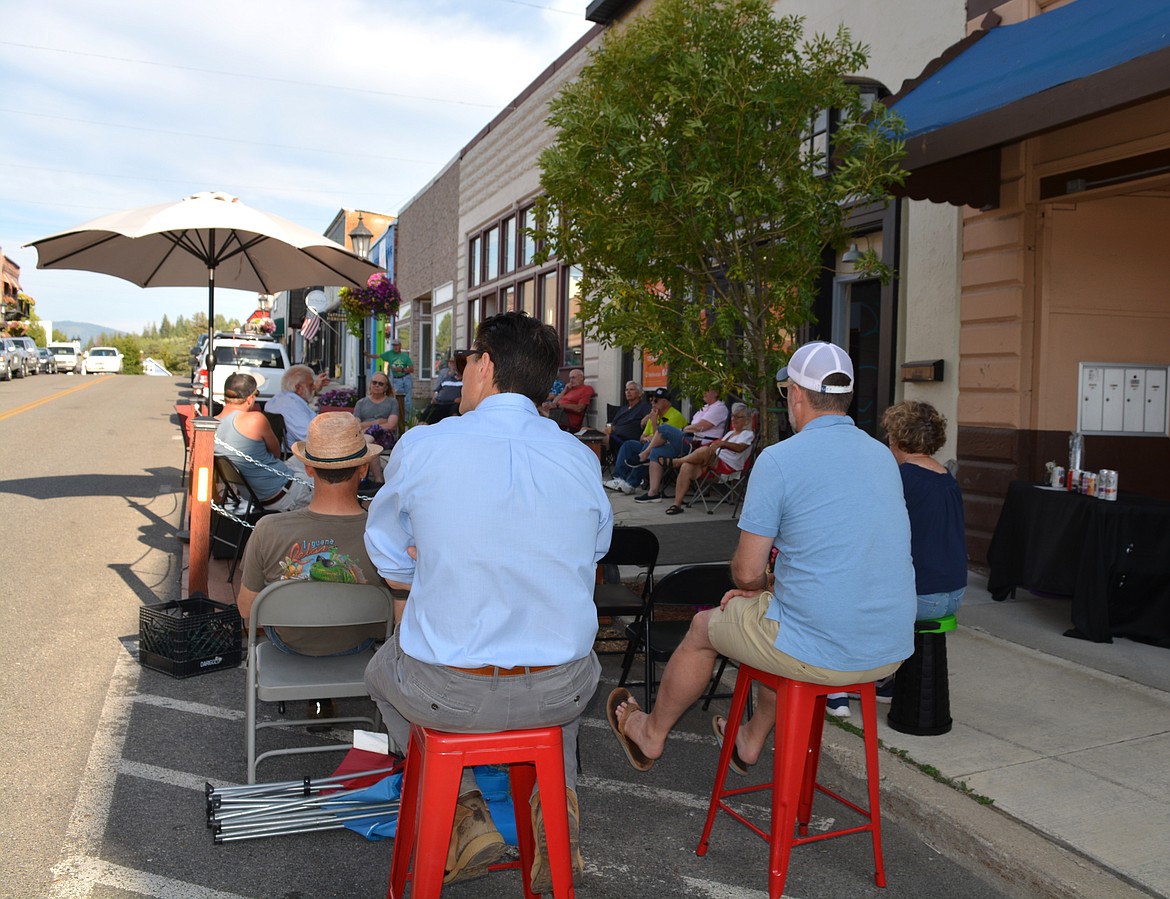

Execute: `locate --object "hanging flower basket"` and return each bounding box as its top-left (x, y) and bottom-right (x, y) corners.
top-left (338, 273), bottom-right (401, 338)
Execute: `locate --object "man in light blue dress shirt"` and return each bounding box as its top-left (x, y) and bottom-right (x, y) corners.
top-left (364, 311), bottom-right (612, 889)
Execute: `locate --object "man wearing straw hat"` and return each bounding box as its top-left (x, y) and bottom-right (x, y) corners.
top-left (236, 412), bottom-right (388, 658)
top-left (364, 311), bottom-right (612, 890)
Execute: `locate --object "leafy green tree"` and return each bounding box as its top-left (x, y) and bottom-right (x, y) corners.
top-left (112, 334), bottom-right (143, 374)
top-left (52, 328), bottom-right (69, 343)
top-left (537, 0), bottom-right (904, 444)
top-left (159, 314), bottom-right (172, 338)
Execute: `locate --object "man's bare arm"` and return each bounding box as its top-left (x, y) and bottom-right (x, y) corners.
top-left (731, 531), bottom-right (774, 593)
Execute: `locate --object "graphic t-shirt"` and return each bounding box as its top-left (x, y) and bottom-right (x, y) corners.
top-left (241, 509), bottom-right (386, 655)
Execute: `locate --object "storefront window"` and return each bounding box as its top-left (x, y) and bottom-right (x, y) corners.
top-left (469, 236), bottom-right (482, 288)
top-left (565, 266), bottom-right (583, 367)
top-left (500, 217), bottom-right (515, 274)
top-left (541, 270), bottom-right (558, 329)
top-left (484, 226), bottom-right (499, 281)
top-left (520, 206), bottom-right (537, 267)
top-left (518, 278), bottom-right (534, 317)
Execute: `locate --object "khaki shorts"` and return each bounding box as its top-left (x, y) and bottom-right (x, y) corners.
top-left (707, 592), bottom-right (901, 687)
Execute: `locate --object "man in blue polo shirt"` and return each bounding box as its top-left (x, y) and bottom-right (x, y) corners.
top-left (606, 341), bottom-right (916, 773)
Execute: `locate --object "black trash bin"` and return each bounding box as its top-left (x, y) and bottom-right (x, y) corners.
top-left (887, 614), bottom-right (956, 736)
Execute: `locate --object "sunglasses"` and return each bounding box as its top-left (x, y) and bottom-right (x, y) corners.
top-left (454, 348), bottom-right (486, 376)
top-left (371, 379), bottom-right (389, 387)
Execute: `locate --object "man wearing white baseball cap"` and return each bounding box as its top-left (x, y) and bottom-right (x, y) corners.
top-left (607, 341), bottom-right (917, 774)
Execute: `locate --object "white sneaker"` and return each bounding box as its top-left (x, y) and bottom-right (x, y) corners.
top-left (618, 480), bottom-right (635, 495)
top-left (603, 479), bottom-right (621, 491)
top-left (825, 695), bottom-right (851, 718)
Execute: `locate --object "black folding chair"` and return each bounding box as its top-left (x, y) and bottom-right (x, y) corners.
top-left (620, 563), bottom-right (742, 711)
top-left (594, 526), bottom-right (659, 662)
top-left (263, 411), bottom-right (288, 458)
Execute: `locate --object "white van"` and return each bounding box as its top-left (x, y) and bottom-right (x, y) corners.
top-left (49, 342), bottom-right (83, 374)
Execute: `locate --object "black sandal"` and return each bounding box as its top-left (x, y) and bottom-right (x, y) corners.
top-left (665, 504), bottom-right (684, 515)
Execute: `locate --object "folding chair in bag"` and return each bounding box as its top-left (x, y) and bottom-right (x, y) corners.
top-left (245, 579), bottom-right (393, 783)
top-left (620, 563), bottom-right (744, 711)
top-left (593, 526), bottom-right (659, 664)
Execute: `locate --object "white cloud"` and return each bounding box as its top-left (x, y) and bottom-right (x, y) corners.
top-left (2, 0), bottom-right (591, 330)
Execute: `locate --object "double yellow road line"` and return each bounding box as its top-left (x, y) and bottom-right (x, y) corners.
top-left (0, 376), bottom-right (110, 422)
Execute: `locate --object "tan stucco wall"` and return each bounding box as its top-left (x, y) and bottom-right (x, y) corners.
top-left (960, 97), bottom-right (1170, 434)
top-left (456, 34), bottom-right (605, 394)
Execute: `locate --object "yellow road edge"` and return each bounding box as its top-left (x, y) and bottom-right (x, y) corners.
top-left (0, 375), bottom-right (112, 421)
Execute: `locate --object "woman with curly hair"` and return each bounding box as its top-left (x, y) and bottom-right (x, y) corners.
top-left (881, 400), bottom-right (967, 620)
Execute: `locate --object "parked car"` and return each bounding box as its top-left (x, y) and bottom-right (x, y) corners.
top-left (0, 336), bottom-right (34, 378)
top-left (86, 346), bottom-right (124, 374)
top-left (49, 342), bottom-right (83, 373)
top-left (36, 347), bottom-right (58, 374)
top-left (0, 341), bottom-right (12, 380)
top-left (193, 333), bottom-right (288, 407)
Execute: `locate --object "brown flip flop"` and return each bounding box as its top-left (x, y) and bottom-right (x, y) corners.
top-left (711, 715), bottom-right (750, 776)
top-left (606, 688), bottom-right (654, 772)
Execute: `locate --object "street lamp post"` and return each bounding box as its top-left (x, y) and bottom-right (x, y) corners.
top-left (348, 213), bottom-right (373, 398)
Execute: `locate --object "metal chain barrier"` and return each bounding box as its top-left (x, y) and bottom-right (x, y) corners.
top-left (211, 435), bottom-right (377, 505)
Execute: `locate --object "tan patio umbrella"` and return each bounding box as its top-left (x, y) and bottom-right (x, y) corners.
top-left (25, 191), bottom-right (382, 391)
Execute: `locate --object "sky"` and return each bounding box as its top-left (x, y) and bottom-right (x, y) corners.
top-left (1, 0), bottom-right (592, 334)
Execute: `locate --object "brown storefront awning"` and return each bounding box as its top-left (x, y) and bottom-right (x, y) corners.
top-left (886, 0), bottom-right (1170, 208)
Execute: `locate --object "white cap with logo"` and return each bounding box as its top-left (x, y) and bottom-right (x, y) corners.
top-left (776, 341), bottom-right (854, 394)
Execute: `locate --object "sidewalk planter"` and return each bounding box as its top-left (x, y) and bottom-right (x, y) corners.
top-left (139, 595), bottom-right (242, 678)
top-left (316, 387), bottom-right (359, 416)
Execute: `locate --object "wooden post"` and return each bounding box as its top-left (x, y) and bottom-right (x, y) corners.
top-left (187, 416), bottom-right (217, 597)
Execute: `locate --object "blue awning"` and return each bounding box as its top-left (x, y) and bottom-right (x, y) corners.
top-left (887, 0), bottom-right (1170, 207)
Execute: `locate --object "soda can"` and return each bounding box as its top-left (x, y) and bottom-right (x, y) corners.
top-left (1083, 472), bottom-right (1097, 497)
top-left (1099, 469), bottom-right (1118, 501)
top-left (1068, 469), bottom-right (1082, 493)
top-left (1050, 466), bottom-right (1065, 488)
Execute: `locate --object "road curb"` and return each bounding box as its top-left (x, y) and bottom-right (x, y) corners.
top-left (818, 725), bottom-right (1154, 899)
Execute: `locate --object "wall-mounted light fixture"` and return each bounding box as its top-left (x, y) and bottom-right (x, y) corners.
top-left (842, 243), bottom-right (862, 263)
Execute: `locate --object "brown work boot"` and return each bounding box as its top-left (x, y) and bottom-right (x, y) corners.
top-left (444, 789), bottom-right (506, 884)
top-left (529, 788), bottom-right (584, 894)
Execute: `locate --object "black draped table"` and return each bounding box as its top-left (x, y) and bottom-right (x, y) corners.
top-left (986, 480), bottom-right (1170, 646)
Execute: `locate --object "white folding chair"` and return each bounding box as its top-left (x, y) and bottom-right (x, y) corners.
top-left (245, 579), bottom-right (393, 783)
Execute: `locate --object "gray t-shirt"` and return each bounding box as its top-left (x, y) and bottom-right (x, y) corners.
top-left (354, 396), bottom-right (397, 423)
top-left (241, 508), bottom-right (386, 655)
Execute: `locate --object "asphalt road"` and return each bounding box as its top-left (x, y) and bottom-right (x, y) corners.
top-left (0, 374), bottom-right (1013, 898)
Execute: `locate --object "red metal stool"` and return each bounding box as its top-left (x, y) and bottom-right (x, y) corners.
top-left (697, 666), bottom-right (886, 898)
top-left (387, 723), bottom-right (575, 898)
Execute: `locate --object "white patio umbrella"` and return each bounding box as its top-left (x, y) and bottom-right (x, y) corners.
top-left (25, 191), bottom-right (382, 393)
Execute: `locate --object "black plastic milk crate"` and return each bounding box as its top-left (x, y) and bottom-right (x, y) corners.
top-left (139, 595), bottom-right (242, 678)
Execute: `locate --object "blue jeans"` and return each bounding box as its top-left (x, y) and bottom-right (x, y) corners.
top-left (916, 588), bottom-right (965, 621)
top-left (647, 424), bottom-right (692, 468)
top-left (391, 374), bottom-right (412, 417)
top-left (612, 439), bottom-right (649, 487)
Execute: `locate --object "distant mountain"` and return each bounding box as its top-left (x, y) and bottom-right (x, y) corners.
top-left (55, 320), bottom-right (129, 345)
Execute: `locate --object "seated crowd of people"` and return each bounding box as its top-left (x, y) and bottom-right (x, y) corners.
top-left (198, 325), bottom-right (961, 891)
top-left (603, 385), bottom-right (755, 512)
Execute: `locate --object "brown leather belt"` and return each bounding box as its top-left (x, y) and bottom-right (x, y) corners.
top-left (261, 479), bottom-right (293, 505)
top-left (447, 664), bottom-right (555, 677)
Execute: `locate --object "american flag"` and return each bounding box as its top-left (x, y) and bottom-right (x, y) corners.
top-left (300, 307), bottom-right (321, 342)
